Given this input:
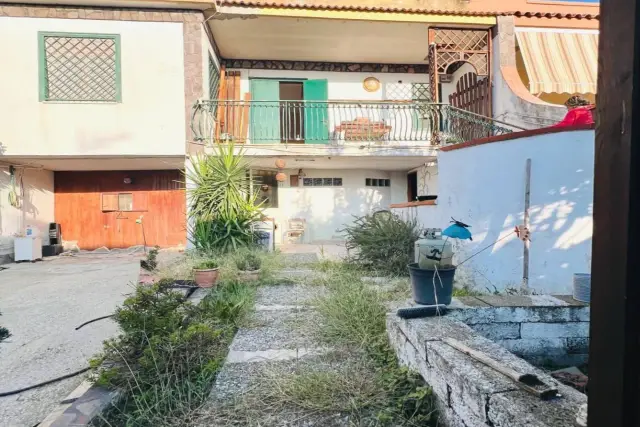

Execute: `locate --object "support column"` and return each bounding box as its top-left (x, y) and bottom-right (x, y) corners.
top-left (589, 0), bottom-right (640, 424)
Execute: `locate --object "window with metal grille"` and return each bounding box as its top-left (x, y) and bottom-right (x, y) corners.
top-left (302, 177), bottom-right (342, 187)
top-left (39, 32), bottom-right (121, 102)
top-left (208, 54), bottom-right (220, 99)
top-left (365, 178), bottom-right (390, 187)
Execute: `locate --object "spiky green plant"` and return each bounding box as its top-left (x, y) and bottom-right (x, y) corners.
top-left (186, 143), bottom-right (263, 252)
top-left (186, 143), bottom-right (262, 220)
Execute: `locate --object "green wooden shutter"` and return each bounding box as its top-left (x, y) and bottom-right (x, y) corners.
top-left (303, 79), bottom-right (329, 144)
top-left (250, 79), bottom-right (280, 144)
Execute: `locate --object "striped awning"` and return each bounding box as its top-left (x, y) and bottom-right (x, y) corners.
top-left (515, 29), bottom-right (598, 94)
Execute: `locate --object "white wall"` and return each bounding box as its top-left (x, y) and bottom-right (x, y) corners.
top-left (0, 17), bottom-right (186, 157)
top-left (234, 69), bottom-right (433, 101)
top-left (395, 129), bottom-right (594, 294)
top-left (0, 167), bottom-right (54, 262)
top-left (262, 168), bottom-right (392, 243)
top-left (416, 164), bottom-right (438, 196)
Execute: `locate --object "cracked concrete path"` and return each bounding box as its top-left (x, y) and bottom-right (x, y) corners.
top-left (0, 255), bottom-right (139, 427)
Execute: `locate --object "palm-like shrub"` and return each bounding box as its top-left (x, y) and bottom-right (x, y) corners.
top-left (186, 143), bottom-right (263, 252)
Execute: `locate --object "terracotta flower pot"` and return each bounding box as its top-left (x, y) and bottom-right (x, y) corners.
top-left (239, 269), bottom-right (261, 282)
top-left (194, 268), bottom-right (219, 288)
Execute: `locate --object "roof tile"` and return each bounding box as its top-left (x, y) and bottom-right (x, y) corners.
top-left (218, 1), bottom-right (600, 20)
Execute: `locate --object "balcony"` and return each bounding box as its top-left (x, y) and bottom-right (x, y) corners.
top-left (191, 100), bottom-right (519, 146)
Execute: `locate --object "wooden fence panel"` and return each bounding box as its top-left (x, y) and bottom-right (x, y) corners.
top-left (449, 72), bottom-right (492, 117)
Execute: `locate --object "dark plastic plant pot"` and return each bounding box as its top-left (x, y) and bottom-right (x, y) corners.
top-left (407, 263), bottom-right (456, 305)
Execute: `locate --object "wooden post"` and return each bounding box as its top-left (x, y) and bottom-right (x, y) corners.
top-left (522, 158), bottom-right (531, 290)
top-left (589, 0), bottom-right (640, 425)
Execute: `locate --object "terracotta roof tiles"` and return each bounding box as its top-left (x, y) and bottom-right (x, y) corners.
top-left (218, 1), bottom-right (600, 20)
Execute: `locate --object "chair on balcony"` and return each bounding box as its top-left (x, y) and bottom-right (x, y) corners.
top-left (334, 117), bottom-right (392, 142)
top-left (284, 218), bottom-right (306, 244)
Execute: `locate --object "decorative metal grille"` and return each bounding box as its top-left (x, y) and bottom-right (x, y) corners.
top-left (385, 82), bottom-right (431, 101)
top-left (208, 54), bottom-right (220, 99)
top-left (41, 33), bottom-right (119, 102)
top-left (432, 29), bottom-right (490, 76)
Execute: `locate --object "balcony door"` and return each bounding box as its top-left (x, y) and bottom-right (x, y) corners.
top-left (250, 79), bottom-right (280, 144)
top-left (280, 82), bottom-right (304, 143)
top-left (250, 78), bottom-right (328, 144)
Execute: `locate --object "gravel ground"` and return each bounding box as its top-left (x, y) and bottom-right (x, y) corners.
top-left (0, 255), bottom-right (139, 427)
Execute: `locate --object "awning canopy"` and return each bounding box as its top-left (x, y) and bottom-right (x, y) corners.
top-left (516, 29), bottom-right (598, 94)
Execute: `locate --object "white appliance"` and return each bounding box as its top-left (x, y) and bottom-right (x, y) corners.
top-left (254, 220), bottom-right (275, 251)
top-left (14, 237), bottom-right (43, 262)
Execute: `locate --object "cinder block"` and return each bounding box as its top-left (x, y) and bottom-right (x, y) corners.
top-left (498, 338), bottom-right (567, 358)
top-left (447, 306), bottom-right (590, 324)
top-left (471, 323), bottom-right (521, 340)
top-left (520, 322), bottom-right (589, 339)
top-left (566, 337), bottom-right (589, 354)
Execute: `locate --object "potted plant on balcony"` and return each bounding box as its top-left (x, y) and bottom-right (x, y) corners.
top-left (236, 252), bottom-right (262, 282)
top-left (193, 260), bottom-right (220, 288)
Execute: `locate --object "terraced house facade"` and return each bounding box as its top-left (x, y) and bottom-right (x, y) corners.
top-left (0, 0), bottom-right (599, 260)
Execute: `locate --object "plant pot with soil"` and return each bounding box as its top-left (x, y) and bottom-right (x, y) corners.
top-left (236, 253), bottom-right (262, 282)
top-left (193, 260), bottom-right (220, 288)
top-left (407, 262), bottom-right (456, 305)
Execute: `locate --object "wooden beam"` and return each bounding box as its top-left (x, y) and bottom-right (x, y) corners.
top-left (589, 0), bottom-right (640, 424)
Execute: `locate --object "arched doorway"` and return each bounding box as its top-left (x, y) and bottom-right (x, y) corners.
top-left (427, 28), bottom-right (491, 110)
top-left (449, 71), bottom-right (492, 117)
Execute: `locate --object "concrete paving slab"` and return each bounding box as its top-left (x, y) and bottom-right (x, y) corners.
top-left (0, 256), bottom-right (138, 427)
top-left (231, 309), bottom-right (322, 352)
top-left (255, 285), bottom-right (326, 307)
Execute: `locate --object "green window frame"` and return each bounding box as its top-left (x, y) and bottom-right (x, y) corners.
top-left (38, 32), bottom-right (122, 102)
top-left (208, 53), bottom-right (220, 99)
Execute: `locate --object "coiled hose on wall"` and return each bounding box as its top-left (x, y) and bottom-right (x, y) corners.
top-left (8, 166), bottom-right (20, 209)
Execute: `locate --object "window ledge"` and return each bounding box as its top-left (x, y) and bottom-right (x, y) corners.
top-left (390, 200), bottom-right (437, 208)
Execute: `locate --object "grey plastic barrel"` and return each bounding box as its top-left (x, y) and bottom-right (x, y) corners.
top-left (572, 273), bottom-right (591, 303)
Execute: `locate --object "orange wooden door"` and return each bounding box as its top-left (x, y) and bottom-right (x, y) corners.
top-left (54, 170), bottom-right (186, 250)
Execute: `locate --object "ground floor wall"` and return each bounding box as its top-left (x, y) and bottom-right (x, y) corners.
top-left (261, 168), bottom-right (402, 243)
top-left (54, 170), bottom-right (186, 250)
top-left (0, 167), bottom-right (54, 262)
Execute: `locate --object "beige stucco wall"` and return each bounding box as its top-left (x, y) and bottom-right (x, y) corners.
top-left (0, 167), bottom-right (54, 262)
top-left (0, 17), bottom-right (187, 157)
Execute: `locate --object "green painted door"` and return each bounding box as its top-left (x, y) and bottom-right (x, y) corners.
top-left (250, 79), bottom-right (280, 144)
top-left (303, 79), bottom-right (329, 144)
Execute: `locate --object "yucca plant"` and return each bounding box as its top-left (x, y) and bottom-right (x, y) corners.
top-left (187, 143), bottom-right (262, 219)
top-left (186, 143), bottom-right (263, 252)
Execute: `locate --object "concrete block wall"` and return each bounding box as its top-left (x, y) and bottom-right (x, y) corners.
top-left (387, 315), bottom-right (587, 427)
top-left (447, 295), bottom-right (590, 367)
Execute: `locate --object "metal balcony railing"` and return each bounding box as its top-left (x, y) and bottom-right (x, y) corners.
top-left (191, 100), bottom-right (521, 145)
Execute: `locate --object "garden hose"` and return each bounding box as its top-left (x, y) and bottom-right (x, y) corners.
top-left (8, 166), bottom-right (20, 209)
top-left (0, 367), bottom-right (91, 397)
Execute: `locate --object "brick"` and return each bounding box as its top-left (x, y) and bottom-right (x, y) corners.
top-left (447, 306), bottom-right (590, 324)
top-left (471, 323), bottom-right (521, 340)
top-left (520, 322), bottom-right (589, 339)
top-left (498, 338), bottom-right (567, 358)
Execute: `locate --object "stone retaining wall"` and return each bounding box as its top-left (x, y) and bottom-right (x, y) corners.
top-left (387, 312), bottom-right (588, 426)
top-left (448, 295), bottom-right (589, 367)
